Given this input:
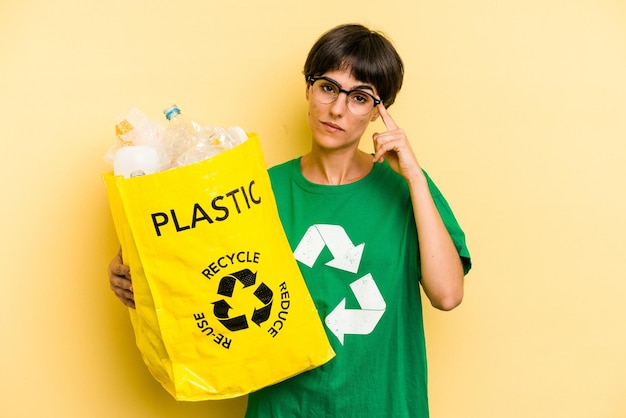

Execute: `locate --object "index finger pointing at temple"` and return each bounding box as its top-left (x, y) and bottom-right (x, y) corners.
top-left (377, 103), bottom-right (398, 131)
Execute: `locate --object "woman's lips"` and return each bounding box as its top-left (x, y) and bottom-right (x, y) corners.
top-left (322, 121), bottom-right (343, 132)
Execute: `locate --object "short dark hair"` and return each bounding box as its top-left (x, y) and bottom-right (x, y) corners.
top-left (303, 24), bottom-right (404, 107)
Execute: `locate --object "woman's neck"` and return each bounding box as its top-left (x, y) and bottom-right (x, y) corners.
top-left (300, 148), bottom-right (373, 185)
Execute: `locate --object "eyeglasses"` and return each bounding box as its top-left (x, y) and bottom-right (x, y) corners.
top-left (307, 76), bottom-right (381, 116)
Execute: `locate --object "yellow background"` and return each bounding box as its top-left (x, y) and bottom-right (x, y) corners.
top-left (1, 0), bottom-right (624, 417)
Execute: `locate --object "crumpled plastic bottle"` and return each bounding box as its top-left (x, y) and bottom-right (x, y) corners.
top-left (162, 104), bottom-right (202, 167)
top-left (105, 107), bottom-right (166, 173)
top-left (105, 105), bottom-right (250, 174)
top-left (162, 104), bottom-right (248, 167)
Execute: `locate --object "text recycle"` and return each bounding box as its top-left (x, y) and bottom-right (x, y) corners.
top-left (195, 251), bottom-right (292, 350)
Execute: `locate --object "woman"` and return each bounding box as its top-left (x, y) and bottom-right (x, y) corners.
top-left (109, 23), bottom-right (471, 417)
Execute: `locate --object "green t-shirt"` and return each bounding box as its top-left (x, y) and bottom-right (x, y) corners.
top-left (246, 158), bottom-right (471, 418)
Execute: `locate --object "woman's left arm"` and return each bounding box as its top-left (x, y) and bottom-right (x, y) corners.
top-left (372, 105), bottom-right (465, 311)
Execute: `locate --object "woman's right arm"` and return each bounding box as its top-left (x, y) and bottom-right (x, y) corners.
top-left (108, 247), bottom-right (135, 309)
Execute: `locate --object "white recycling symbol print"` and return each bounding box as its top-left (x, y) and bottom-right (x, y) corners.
top-left (294, 224), bottom-right (386, 345)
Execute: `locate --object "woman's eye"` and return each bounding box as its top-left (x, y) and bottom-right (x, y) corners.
top-left (320, 83), bottom-right (337, 94)
top-left (351, 93), bottom-right (370, 104)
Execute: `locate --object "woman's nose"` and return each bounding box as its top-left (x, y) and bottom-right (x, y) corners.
top-left (329, 92), bottom-right (348, 116)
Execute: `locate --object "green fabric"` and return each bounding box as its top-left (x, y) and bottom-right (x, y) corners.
top-left (245, 158), bottom-right (471, 418)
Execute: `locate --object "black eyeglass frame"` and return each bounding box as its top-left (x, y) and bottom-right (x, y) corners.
top-left (307, 76), bottom-right (382, 112)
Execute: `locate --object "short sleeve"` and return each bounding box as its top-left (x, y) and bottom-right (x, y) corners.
top-left (423, 170), bottom-right (472, 275)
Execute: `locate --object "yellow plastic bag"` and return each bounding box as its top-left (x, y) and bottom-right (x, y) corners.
top-left (103, 134), bottom-right (334, 401)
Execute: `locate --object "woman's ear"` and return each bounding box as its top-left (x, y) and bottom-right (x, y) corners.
top-left (305, 83), bottom-right (311, 100)
top-left (370, 109), bottom-right (380, 122)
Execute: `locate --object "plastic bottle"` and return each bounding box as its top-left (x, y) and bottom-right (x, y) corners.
top-left (161, 105), bottom-right (249, 167)
top-left (162, 104), bottom-right (200, 167)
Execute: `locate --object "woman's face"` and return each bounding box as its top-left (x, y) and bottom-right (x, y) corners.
top-left (306, 68), bottom-right (380, 153)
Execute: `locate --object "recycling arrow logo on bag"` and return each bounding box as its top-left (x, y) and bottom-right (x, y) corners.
top-left (211, 269), bottom-right (273, 331)
top-left (294, 224), bottom-right (386, 345)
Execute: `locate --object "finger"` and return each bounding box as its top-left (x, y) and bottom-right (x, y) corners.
top-left (376, 103), bottom-right (399, 131)
top-left (118, 293), bottom-right (136, 309)
top-left (111, 260), bottom-right (130, 274)
top-left (372, 132), bottom-right (394, 163)
top-left (111, 279), bottom-right (136, 308)
top-left (372, 132), bottom-right (383, 162)
top-left (112, 285), bottom-right (134, 301)
top-left (111, 274), bottom-right (133, 291)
